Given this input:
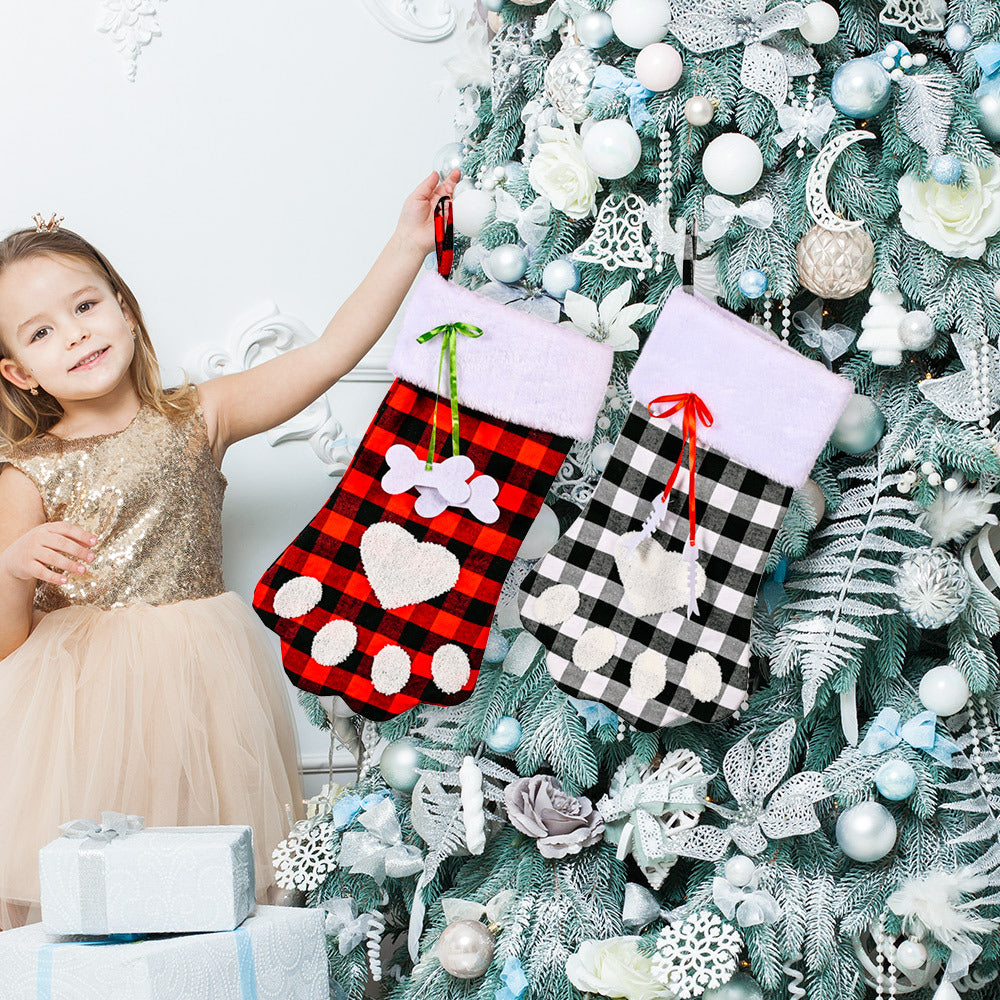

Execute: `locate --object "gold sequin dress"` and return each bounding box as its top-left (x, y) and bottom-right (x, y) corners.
top-left (0, 402), bottom-right (304, 927)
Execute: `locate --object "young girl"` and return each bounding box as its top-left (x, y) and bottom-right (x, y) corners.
top-left (0, 168), bottom-right (461, 927)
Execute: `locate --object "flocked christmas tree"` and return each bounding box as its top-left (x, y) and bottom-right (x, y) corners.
top-left (263, 2), bottom-right (1000, 999)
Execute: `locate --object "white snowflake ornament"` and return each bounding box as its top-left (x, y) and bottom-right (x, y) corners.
top-left (664, 720), bottom-right (830, 861)
top-left (652, 910), bottom-right (744, 999)
top-left (272, 819), bottom-right (339, 891)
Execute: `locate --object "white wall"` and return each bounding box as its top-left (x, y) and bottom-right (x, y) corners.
top-left (0, 1), bottom-right (464, 787)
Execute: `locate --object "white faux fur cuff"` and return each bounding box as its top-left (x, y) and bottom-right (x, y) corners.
top-left (629, 289), bottom-right (853, 488)
top-left (391, 272), bottom-right (614, 440)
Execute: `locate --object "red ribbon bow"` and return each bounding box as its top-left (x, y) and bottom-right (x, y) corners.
top-left (647, 393), bottom-right (714, 548)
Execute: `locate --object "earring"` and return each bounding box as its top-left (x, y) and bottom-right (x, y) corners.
top-left (28, 385), bottom-right (39, 396)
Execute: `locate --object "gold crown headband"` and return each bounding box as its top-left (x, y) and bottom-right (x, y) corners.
top-left (33, 212), bottom-right (64, 234)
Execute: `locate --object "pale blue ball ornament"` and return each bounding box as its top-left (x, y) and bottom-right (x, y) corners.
top-left (542, 258), bottom-right (581, 300)
top-left (831, 58), bottom-right (892, 119)
top-left (875, 759), bottom-right (917, 801)
top-left (738, 269), bottom-right (768, 299)
top-left (576, 11), bottom-right (615, 49)
top-left (484, 630), bottom-right (511, 663)
top-left (489, 244), bottom-right (529, 285)
top-left (701, 973), bottom-right (765, 1000)
top-left (930, 154), bottom-right (964, 186)
top-left (831, 395), bottom-right (886, 454)
top-left (379, 738), bottom-right (422, 794)
top-left (485, 716), bottom-right (522, 754)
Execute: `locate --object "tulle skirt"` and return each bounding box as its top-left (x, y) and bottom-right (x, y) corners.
top-left (0, 592), bottom-right (304, 929)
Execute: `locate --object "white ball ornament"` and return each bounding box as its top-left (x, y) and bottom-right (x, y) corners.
top-left (518, 503), bottom-right (561, 560)
top-left (799, 2), bottom-right (840, 44)
top-left (701, 134), bottom-right (764, 195)
top-left (489, 244), bottom-right (529, 284)
top-left (434, 142), bottom-right (465, 180)
top-left (724, 855), bottom-right (756, 888)
top-left (874, 759), bottom-right (917, 801)
top-left (609, 0), bottom-right (671, 49)
top-left (592, 440), bottom-right (614, 473)
top-left (945, 23), bottom-right (974, 53)
top-left (898, 310), bottom-right (936, 351)
top-left (919, 663), bottom-right (970, 717)
top-left (437, 920), bottom-right (496, 979)
top-left (542, 258), bottom-right (580, 299)
top-left (635, 43), bottom-right (683, 92)
top-left (895, 940), bottom-right (928, 972)
top-left (582, 119), bottom-right (642, 179)
top-left (453, 189), bottom-right (494, 238)
top-left (836, 802), bottom-right (898, 862)
top-left (685, 95), bottom-right (715, 126)
top-left (576, 11), bottom-right (615, 49)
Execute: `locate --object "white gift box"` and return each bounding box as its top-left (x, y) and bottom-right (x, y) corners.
top-left (40, 822), bottom-right (256, 935)
top-left (0, 905), bottom-right (331, 1000)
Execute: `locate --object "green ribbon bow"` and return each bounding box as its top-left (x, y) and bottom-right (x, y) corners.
top-left (416, 321), bottom-right (483, 471)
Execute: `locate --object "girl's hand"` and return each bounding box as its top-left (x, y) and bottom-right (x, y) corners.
top-left (393, 168), bottom-right (462, 258)
top-left (0, 522), bottom-right (97, 587)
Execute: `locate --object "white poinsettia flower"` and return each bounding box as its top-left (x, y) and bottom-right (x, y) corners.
top-left (560, 283), bottom-right (656, 352)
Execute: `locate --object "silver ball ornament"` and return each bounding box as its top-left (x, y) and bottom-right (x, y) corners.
top-left (489, 244), bottom-right (529, 284)
top-left (836, 801), bottom-right (898, 862)
top-left (875, 758), bottom-right (917, 801)
top-left (379, 738), bottom-right (422, 793)
top-left (831, 58), bottom-right (892, 119)
top-left (485, 716), bottom-right (522, 754)
top-left (895, 546), bottom-right (971, 629)
top-left (437, 920), bottom-right (496, 979)
top-left (542, 258), bottom-right (580, 299)
top-left (575, 11), bottom-right (615, 49)
top-left (897, 311), bottom-right (936, 351)
top-left (977, 92), bottom-right (1000, 142)
top-left (945, 22), bottom-right (974, 52)
top-left (831, 395), bottom-right (885, 454)
top-left (919, 663), bottom-right (971, 717)
top-left (701, 973), bottom-right (764, 1000)
top-left (545, 44), bottom-right (600, 123)
top-left (433, 143), bottom-right (465, 181)
top-left (684, 95), bottom-right (715, 127)
top-left (895, 940), bottom-right (928, 972)
top-left (484, 629), bottom-right (511, 663)
top-left (267, 885), bottom-right (307, 907)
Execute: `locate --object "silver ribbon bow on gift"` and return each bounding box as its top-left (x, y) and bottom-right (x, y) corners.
top-left (319, 897), bottom-right (379, 955)
top-left (699, 194), bottom-right (774, 243)
top-left (60, 812), bottom-right (145, 842)
top-left (712, 871), bottom-right (781, 927)
top-left (775, 97), bottom-right (836, 150)
top-left (494, 190), bottom-right (551, 250)
top-left (337, 797), bottom-right (424, 884)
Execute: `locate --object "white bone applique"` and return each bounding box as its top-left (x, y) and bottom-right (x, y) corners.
top-left (381, 444), bottom-right (474, 505)
top-left (415, 475), bottom-right (501, 524)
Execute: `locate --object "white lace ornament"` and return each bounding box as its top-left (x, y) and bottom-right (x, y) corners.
top-left (272, 820), bottom-right (338, 891)
top-left (664, 719), bottom-right (830, 861)
top-left (573, 194), bottom-right (654, 277)
top-left (669, 0), bottom-right (817, 109)
top-left (652, 911), bottom-right (744, 999)
top-left (879, 0), bottom-right (945, 33)
top-left (920, 334), bottom-right (1000, 424)
top-left (491, 20), bottom-right (542, 111)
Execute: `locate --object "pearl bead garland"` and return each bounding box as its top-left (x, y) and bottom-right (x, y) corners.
top-left (654, 126), bottom-right (674, 275)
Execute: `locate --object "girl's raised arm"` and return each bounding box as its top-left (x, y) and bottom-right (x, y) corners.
top-left (198, 170), bottom-right (460, 463)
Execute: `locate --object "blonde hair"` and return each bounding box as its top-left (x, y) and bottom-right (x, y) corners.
top-left (0, 227), bottom-right (197, 446)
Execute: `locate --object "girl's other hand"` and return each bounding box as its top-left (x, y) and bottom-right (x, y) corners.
top-left (0, 522), bottom-right (97, 587)
top-left (393, 168), bottom-right (462, 259)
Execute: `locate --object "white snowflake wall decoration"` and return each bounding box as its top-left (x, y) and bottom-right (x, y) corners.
top-left (97, 0), bottom-right (166, 82)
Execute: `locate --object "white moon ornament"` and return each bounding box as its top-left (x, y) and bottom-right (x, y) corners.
top-left (806, 130), bottom-right (875, 232)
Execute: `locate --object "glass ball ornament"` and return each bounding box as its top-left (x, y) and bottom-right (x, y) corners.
top-left (379, 738), bottom-right (422, 793)
top-left (436, 919), bottom-right (496, 979)
top-left (684, 95), bottom-right (715, 127)
top-left (977, 92), bottom-right (1000, 143)
top-left (542, 258), bottom-right (580, 300)
top-left (485, 716), bottom-right (522, 754)
top-left (875, 759), bottom-right (917, 801)
top-left (895, 546), bottom-right (971, 630)
top-left (701, 134), bottom-right (764, 196)
top-left (919, 663), bottom-right (971, 717)
top-left (831, 58), bottom-right (892, 119)
top-left (799, 2), bottom-right (840, 44)
top-left (484, 629), bottom-right (511, 663)
top-left (895, 939), bottom-right (928, 972)
top-left (483, 0), bottom-right (504, 9)
top-left (609, 0), bottom-right (672, 49)
top-left (836, 801), bottom-right (898, 862)
top-left (930, 154), bottom-right (964, 186)
top-left (635, 42), bottom-right (683, 92)
top-left (796, 224), bottom-right (875, 299)
top-left (576, 11), bottom-right (615, 49)
top-left (738, 268), bottom-right (768, 299)
top-left (831, 394), bottom-right (885, 454)
top-left (701, 973), bottom-right (765, 1000)
top-left (724, 855), bottom-right (756, 888)
top-left (592, 440), bottom-right (614, 473)
top-left (898, 310), bottom-right (936, 351)
top-left (945, 22), bottom-right (974, 52)
top-left (518, 503), bottom-right (561, 559)
top-left (453, 189), bottom-right (494, 238)
top-left (434, 142), bottom-right (465, 181)
top-left (582, 119), bottom-right (642, 179)
top-left (545, 44), bottom-right (600, 123)
top-left (489, 244), bottom-right (529, 284)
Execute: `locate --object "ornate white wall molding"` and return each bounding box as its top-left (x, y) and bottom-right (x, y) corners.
top-left (193, 301), bottom-right (391, 476)
top-left (361, 0), bottom-right (460, 42)
top-left (97, 0), bottom-right (166, 82)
